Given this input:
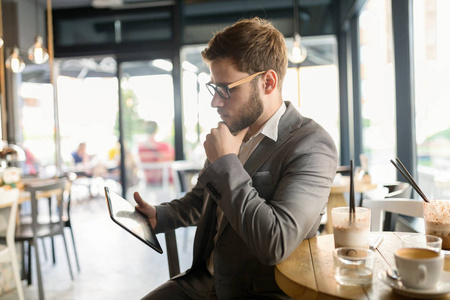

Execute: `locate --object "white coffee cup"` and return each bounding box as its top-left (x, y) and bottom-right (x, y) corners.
top-left (394, 248), bottom-right (444, 289)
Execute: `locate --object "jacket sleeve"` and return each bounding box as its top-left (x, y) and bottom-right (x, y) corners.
top-left (153, 173), bottom-right (205, 234)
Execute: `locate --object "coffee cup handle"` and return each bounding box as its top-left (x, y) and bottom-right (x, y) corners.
top-left (418, 264), bottom-right (427, 285)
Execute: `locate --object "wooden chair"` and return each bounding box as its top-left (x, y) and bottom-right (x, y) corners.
top-left (16, 178), bottom-right (74, 300)
top-left (362, 197), bottom-right (423, 231)
top-left (0, 188), bottom-right (25, 300)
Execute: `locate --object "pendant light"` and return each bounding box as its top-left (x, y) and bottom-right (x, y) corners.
top-left (28, 0), bottom-right (49, 64)
top-left (5, 47), bottom-right (25, 73)
top-left (290, 33), bottom-right (307, 64)
top-left (29, 36), bottom-right (49, 64)
top-left (289, 0), bottom-right (307, 64)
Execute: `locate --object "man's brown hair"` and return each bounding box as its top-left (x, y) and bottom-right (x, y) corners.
top-left (201, 17), bottom-right (288, 89)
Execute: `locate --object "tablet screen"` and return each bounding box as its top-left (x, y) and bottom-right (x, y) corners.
top-left (104, 186), bottom-right (163, 254)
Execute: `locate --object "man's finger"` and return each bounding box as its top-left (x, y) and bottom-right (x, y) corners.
top-left (217, 122), bottom-right (229, 131)
top-left (134, 192), bottom-right (146, 206)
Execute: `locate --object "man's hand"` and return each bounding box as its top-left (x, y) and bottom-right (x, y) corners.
top-left (134, 192), bottom-right (157, 229)
top-left (203, 122), bottom-right (249, 163)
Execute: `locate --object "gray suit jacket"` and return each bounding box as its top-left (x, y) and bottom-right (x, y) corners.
top-left (155, 101), bottom-right (338, 299)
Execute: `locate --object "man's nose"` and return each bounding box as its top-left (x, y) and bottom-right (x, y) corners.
top-left (210, 93), bottom-right (224, 108)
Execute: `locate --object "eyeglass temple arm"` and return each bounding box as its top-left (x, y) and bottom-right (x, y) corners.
top-left (228, 71), bottom-right (265, 89)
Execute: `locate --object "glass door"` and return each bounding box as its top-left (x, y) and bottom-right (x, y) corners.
top-left (358, 0), bottom-right (397, 184)
top-left (118, 59), bottom-right (175, 203)
top-left (13, 64), bottom-right (55, 177)
top-left (57, 56), bottom-right (176, 200)
top-left (57, 56), bottom-right (121, 199)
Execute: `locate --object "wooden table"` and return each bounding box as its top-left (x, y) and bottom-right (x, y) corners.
top-left (275, 232), bottom-right (450, 299)
top-left (0, 178), bottom-right (68, 209)
top-left (325, 177), bottom-right (377, 234)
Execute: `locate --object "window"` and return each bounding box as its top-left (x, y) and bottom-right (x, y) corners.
top-left (284, 36), bottom-right (340, 156)
top-left (181, 45), bottom-right (219, 165)
top-left (358, 0), bottom-right (396, 184)
top-left (19, 80), bottom-right (55, 176)
top-left (120, 59), bottom-right (176, 199)
top-left (58, 75), bottom-right (119, 168)
top-left (413, 0), bottom-right (450, 199)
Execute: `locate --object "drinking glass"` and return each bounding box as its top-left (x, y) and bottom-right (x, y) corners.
top-left (334, 247), bottom-right (375, 286)
top-left (331, 207), bottom-right (371, 248)
top-left (401, 234), bottom-right (442, 253)
top-left (423, 199), bottom-right (450, 251)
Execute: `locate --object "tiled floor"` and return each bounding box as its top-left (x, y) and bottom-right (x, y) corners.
top-left (0, 188), bottom-right (196, 300)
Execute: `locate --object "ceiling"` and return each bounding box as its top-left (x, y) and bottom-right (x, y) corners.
top-left (23, 0), bottom-right (337, 81)
top-left (42, 0), bottom-right (167, 10)
top-left (45, 0), bottom-right (334, 13)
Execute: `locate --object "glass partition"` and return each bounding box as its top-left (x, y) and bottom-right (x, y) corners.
top-left (181, 45), bottom-right (217, 165)
top-left (18, 79), bottom-right (55, 176)
top-left (413, 0), bottom-right (450, 199)
top-left (9, 62), bottom-right (55, 177)
top-left (119, 59), bottom-right (176, 201)
top-left (358, 0), bottom-right (396, 185)
top-left (284, 35), bottom-right (340, 157)
top-left (58, 74), bottom-right (120, 176)
top-left (57, 56), bottom-right (121, 198)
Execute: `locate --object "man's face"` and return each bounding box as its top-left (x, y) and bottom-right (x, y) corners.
top-left (209, 59), bottom-right (264, 134)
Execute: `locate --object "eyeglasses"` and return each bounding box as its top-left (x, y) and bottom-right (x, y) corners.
top-left (205, 71), bottom-right (265, 99)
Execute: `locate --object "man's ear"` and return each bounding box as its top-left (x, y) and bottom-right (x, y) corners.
top-left (262, 70), bottom-right (278, 95)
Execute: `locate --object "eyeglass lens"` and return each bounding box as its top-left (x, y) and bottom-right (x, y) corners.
top-left (206, 83), bottom-right (230, 99)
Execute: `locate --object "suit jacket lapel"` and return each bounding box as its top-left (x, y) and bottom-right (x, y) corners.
top-left (215, 102), bottom-right (303, 238)
top-left (244, 102), bottom-right (302, 177)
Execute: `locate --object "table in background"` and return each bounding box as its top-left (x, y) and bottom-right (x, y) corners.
top-left (275, 232), bottom-right (450, 300)
top-left (0, 178), bottom-right (65, 210)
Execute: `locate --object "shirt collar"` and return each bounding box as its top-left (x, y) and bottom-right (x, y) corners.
top-left (258, 102), bottom-right (286, 142)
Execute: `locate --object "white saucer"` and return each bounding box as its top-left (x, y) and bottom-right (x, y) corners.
top-left (378, 270), bottom-right (450, 299)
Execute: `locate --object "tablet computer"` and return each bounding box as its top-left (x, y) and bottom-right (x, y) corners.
top-left (104, 186), bottom-right (163, 254)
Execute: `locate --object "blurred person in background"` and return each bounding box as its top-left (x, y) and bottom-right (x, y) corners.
top-left (23, 147), bottom-right (40, 176)
top-left (138, 121), bottom-right (175, 185)
top-left (71, 142), bottom-right (91, 165)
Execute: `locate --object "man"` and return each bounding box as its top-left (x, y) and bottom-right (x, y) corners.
top-left (134, 17), bottom-right (338, 299)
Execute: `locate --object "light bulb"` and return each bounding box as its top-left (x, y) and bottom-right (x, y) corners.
top-left (289, 34), bottom-right (307, 64)
top-left (5, 47), bottom-right (26, 73)
top-left (0, 38), bottom-right (4, 48)
top-left (28, 36), bottom-right (49, 64)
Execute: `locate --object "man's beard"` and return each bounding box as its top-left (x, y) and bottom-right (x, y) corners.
top-left (225, 84), bottom-right (263, 134)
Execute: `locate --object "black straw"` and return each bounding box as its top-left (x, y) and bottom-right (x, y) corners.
top-left (349, 160), bottom-right (355, 225)
top-left (390, 157), bottom-right (430, 203)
